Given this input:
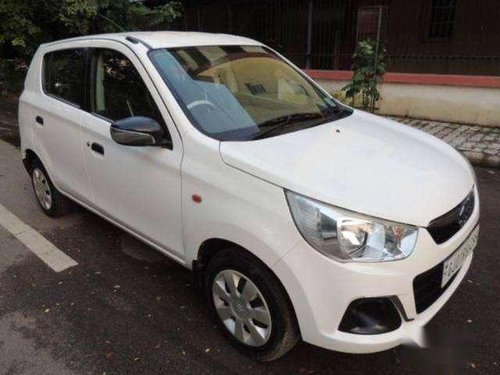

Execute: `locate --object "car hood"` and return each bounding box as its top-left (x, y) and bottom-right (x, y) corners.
top-left (219, 110), bottom-right (474, 226)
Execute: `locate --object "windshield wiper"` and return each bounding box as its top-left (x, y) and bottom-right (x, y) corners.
top-left (258, 112), bottom-right (323, 128)
top-left (252, 112), bottom-right (324, 140)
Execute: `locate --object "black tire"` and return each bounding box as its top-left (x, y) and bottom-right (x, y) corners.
top-left (204, 248), bottom-right (300, 361)
top-left (30, 159), bottom-right (72, 217)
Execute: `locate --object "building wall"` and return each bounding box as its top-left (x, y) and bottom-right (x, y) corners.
top-left (313, 76), bottom-right (500, 127)
top-left (383, 0), bottom-right (500, 75)
top-left (182, 0), bottom-right (500, 75)
top-left (181, 0), bottom-right (500, 125)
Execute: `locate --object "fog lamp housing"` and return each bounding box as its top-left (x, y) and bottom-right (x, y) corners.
top-left (339, 298), bottom-right (402, 335)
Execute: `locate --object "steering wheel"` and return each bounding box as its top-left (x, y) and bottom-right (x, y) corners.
top-left (187, 99), bottom-right (217, 111)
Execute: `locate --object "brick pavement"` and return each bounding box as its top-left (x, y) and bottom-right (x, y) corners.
top-left (389, 117), bottom-right (500, 168)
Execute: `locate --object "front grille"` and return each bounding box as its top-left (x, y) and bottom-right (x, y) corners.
top-left (427, 190), bottom-right (475, 244)
top-left (413, 262), bottom-right (458, 314)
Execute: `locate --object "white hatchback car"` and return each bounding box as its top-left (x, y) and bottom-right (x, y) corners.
top-left (19, 32), bottom-right (479, 361)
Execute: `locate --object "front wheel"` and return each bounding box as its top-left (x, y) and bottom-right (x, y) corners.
top-left (205, 249), bottom-right (300, 361)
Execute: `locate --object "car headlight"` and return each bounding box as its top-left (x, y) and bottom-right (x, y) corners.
top-left (285, 191), bottom-right (418, 262)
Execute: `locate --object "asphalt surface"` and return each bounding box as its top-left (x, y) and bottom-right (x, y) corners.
top-left (0, 99), bottom-right (499, 374)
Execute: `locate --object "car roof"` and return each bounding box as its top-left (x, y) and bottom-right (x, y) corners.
top-left (43, 31), bottom-right (262, 50)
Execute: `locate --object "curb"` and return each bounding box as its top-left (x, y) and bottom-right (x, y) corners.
top-left (462, 151), bottom-right (500, 169)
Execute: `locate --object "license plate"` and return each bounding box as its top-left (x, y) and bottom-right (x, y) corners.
top-left (441, 226), bottom-right (479, 287)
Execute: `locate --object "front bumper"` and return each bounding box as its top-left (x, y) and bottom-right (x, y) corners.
top-left (272, 192), bottom-right (479, 354)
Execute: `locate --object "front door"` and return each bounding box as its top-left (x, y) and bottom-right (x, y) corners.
top-left (80, 40), bottom-right (184, 259)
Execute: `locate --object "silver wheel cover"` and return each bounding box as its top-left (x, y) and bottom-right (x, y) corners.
top-left (32, 168), bottom-right (52, 210)
top-left (212, 269), bottom-right (272, 347)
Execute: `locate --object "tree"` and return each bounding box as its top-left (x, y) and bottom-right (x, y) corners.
top-left (0, 0), bottom-right (182, 93)
top-left (0, 0), bottom-right (46, 57)
top-left (0, 0), bottom-right (183, 59)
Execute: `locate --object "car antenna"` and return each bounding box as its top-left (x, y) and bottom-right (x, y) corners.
top-left (97, 13), bottom-right (126, 32)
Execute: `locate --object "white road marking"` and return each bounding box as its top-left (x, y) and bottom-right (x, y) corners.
top-left (0, 203), bottom-right (78, 272)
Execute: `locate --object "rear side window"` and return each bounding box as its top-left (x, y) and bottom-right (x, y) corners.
top-left (91, 48), bottom-right (163, 124)
top-left (43, 49), bottom-right (85, 107)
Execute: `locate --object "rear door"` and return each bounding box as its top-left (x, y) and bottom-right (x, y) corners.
top-left (32, 42), bottom-right (93, 203)
top-left (80, 40), bottom-right (184, 259)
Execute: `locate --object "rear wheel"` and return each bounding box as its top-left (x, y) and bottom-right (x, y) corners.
top-left (205, 249), bottom-right (300, 361)
top-left (30, 159), bottom-right (72, 217)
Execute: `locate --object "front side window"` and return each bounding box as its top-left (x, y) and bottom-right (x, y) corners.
top-left (43, 49), bottom-right (85, 107)
top-left (91, 49), bottom-right (163, 125)
top-left (149, 45), bottom-right (351, 141)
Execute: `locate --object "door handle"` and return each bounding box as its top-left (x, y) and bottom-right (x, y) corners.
top-left (35, 116), bottom-right (44, 125)
top-left (90, 142), bottom-right (104, 155)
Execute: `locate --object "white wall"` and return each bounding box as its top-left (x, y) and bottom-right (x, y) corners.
top-left (315, 79), bottom-right (500, 127)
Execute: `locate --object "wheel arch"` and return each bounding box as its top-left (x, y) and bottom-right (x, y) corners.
top-left (194, 238), bottom-right (239, 273)
top-left (192, 237), bottom-right (301, 337)
top-left (22, 148), bottom-right (41, 173)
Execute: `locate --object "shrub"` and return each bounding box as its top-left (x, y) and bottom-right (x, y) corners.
top-left (342, 39), bottom-right (386, 112)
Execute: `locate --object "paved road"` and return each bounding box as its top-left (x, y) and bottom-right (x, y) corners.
top-left (0, 111), bottom-right (499, 374)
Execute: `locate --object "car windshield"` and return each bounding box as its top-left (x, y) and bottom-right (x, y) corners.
top-left (149, 45), bottom-right (351, 141)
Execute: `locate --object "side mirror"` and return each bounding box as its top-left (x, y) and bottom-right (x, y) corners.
top-left (110, 116), bottom-right (171, 147)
